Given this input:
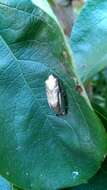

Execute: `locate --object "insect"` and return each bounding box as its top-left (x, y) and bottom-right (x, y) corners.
top-left (45, 74), bottom-right (66, 115)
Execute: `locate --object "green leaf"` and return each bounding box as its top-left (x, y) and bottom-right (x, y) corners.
top-left (92, 102), bottom-right (107, 130)
top-left (66, 157), bottom-right (107, 190)
top-left (13, 185), bottom-right (23, 190)
top-left (71, 0), bottom-right (107, 82)
top-left (0, 176), bottom-right (12, 190)
top-left (0, 0), bottom-right (106, 190)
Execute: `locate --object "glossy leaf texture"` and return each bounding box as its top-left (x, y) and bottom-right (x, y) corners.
top-left (71, 0), bottom-right (107, 82)
top-left (64, 157), bottom-right (107, 190)
top-left (0, 176), bottom-right (12, 190)
top-left (0, 0), bottom-right (107, 190)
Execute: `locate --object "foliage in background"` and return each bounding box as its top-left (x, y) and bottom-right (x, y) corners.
top-left (49, 0), bottom-right (85, 36)
top-left (71, 0), bottom-right (107, 82)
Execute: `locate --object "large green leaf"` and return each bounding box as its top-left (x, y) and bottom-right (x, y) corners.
top-left (71, 0), bottom-right (107, 82)
top-left (0, 0), bottom-right (106, 190)
top-left (0, 176), bottom-right (12, 190)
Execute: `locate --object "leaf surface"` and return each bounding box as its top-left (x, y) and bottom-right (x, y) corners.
top-left (66, 157), bottom-right (107, 190)
top-left (0, 0), bottom-right (106, 190)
